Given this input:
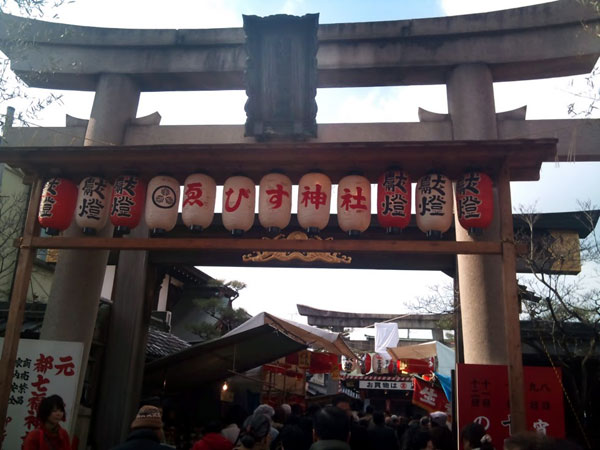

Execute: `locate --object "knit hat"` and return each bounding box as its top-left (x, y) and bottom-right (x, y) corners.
top-left (131, 405), bottom-right (163, 429)
top-left (430, 411), bottom-right (448, 428)
top-left (254, 404), bottom-right (275, 418)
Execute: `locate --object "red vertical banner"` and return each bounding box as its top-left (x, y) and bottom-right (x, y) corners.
top-left (524, 366), bottom-right (565, 438)
top-left (456, 364), bottom-right (510, 447)
top-left (457, 364), bottom-right (566, 448)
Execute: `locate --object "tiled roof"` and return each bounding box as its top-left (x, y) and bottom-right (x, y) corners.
top-left (146, 327), bottom-right (191, 361)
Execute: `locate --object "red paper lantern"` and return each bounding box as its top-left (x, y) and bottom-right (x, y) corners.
top-left (222, 175), bottom-right (255, 236)
top-left (182, 173), bottom-right (216, 232)
top-left (456, 171), bottom-right (494, 233)
top-left (377, 169), bottom-right (411, 233)
top-left (416, 173), bottom-right (453, 238)
top-left (37, 178), bottom-right (78, 235)
top-left (259, 172), bottom-right (292, 233)
top-left (109, 175), bottom-right (146, 236)
top-left (297, 172), bottom-right (331, 234)
top-left (75, 176), bottom-right (112, 235)
top-left (372, 353), bottom-right (387, 374)
top-left (145, 175), bottom-right (180, 236)
top-left (337, 174), bottom-right (371, 236)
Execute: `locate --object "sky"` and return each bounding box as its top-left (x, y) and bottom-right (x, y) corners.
top-left (2, 0), bottom-right (599, 332)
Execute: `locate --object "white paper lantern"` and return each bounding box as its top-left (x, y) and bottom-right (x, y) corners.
top-left (337, 174), bottom-right (371, 236)
top-left (145, 175), bottom-right (180, 236)
top-left (75, 176), bottom-right (112, 235)
top-left (182, 173), bottom-right (216, 232)
top-left (297, 172), bottom-right (332, 234)
top-left (416, 173), bottom-right (453, 238)
top-left (222, 175), bottom-right (255, 235)
top-left (259, 172), bottom-right (292, 233)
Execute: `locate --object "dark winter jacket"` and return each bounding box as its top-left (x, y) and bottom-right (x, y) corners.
top-left (368, 424), bottom-right (399, 450)
top-left (110, 428), bottom-right (172, 450)
top-left (193, 432), bottom-right (234, 450)
top-left (309, 440), bottom-right (351, 450)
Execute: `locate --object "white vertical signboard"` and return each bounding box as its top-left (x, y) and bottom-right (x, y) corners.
top-left (1, 338), bottom-right (83, 450)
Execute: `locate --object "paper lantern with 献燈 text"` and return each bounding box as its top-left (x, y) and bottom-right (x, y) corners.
top-left (222, 175), bottom-right (255, 236)
top-left (456, 171), bottom-right (494, 233)
top-left (145, 175), bottom-right (180, 236)
top-left (337, 174), bottom-right (371, 236)
top-left (75, 176), bottom-right (112, 235)
top-left (37, 178), bottom-right (78, 235)
top-left (297, 172), bottom-right (331, 234)
top-left (416, 173), bottom-right (453, 239)
top-left (377, 169), bottom-right (411, 233)
top-left (182, 173), bottom-right (216, 232)
top-left (110, 175), bottom-right (146, 236)
top-left (259, 172), bottom-right (292, 233)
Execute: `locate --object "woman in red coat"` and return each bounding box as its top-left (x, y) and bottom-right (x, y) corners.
top-left (23, 394), bottom-right (72, 450)
top-left (193, 421), bottom-right (233, 450)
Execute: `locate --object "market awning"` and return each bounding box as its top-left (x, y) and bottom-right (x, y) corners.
top-left (144, 323), bottom-right (306, 392)
top-left (225, 312), bottom-right (356, 360)
top-left (386, 341), bottom-right (455, 377)
top-left (144, 312), bottom-right (355, 392)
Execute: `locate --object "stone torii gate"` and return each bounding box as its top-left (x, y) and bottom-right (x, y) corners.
top-left (0, 1), bottom-right (599, 447)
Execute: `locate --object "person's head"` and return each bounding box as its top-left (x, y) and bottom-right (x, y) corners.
top-left (279, 424), bottom-right (311, 450)
top-left (131, 405), bottom-right (164, 441)
top-left (37, 395), bottom-right (66, 427)
top-left (461, 422), bottom-right (493, 450)
top-left (203, 419), bottom-right (223, 434)
top-left (281, 403), bottom-right (292, 417)
top-left (332, 395), bottom-right (351, 415)
top-left (373, 410), bottom-right (385, 426)
top-left (419, 415), bottom-right (431, 428)
top-left (429, 411), bottom-right (448, 428)
top-left (404, 427), bottom-right (433, 450)
top-left (254, 404), bottom-right (275, 421)
top-left (273, 405), bottom-right (288, 425)
top-left (313, 406), bottom-right (350, 442)
top-left (240, 413), bottom-right (272, 449)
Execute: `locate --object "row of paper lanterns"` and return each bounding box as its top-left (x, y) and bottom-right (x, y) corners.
top-left (37, 170), bottom-right (493, 237)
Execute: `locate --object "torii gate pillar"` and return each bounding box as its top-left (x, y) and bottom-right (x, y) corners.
top-left (447, 64), bottom-right (509, 364)
top-left (40, 74), bottom-right (141, 439)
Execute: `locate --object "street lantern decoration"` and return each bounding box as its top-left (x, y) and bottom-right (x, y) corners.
top-left (145, 175), bottom-right (180, 236)
top-left (222, 175), bottom-right (255, 236)
top-left (372, 353), bottom-right (388, 374)
top-left (297, 172), bottom-right (331, 234)
top-left (182, 173), bottom-right (216, 232)
top-left (75, 176), bottom-right (112, 235)
top-left (416, 173), bottom-right (453, 238)
top-left (109, 175), bottom-right (146, 236)
top-left (73, 176), bottom-right (111, 235)
top-left (338, 174), bottom-right (371, 236)
top-left (259, 172), bottom-right (292, 233)
top-left (377, 169), bottom-right (411, 233)
top-left (456, 171), bottom-right (494, 233)
top-left (37, 177), bottom-right (78, 235)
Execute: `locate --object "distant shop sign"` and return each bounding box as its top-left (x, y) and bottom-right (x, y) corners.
top-left (359, 380), bottom-right (413, 391)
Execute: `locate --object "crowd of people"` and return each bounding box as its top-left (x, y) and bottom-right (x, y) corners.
top-left (112, 395), bottom-right (583, 450)
top-left (21, 394), bottom-right (583, 450)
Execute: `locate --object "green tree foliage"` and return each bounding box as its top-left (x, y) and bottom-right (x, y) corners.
top-left (188, 279), bottom-right (251, 341)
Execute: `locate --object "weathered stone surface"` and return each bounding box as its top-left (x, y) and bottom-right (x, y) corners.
top-left (0, 1), bottom-right (597, 91)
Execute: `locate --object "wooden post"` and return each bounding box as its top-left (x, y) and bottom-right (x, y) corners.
top-left (0, 178), bottom-right (42, 443)
top-left (497, 160), bottom-right (527, 434)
